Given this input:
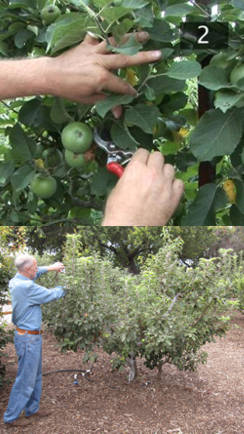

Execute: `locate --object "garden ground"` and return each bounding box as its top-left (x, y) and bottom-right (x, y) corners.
top-left (0, 312), bottom-right (244, 434)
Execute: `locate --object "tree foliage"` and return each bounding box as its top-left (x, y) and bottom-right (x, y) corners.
top-left (0, 1), bottom-right (244, 224)
top-left (41, 232), bottom-right (237, 381)
top-left (0, 227), bottom-right (21, 387)
top-left (15, 225), bottom-right (243, 272)
top-left (23, 226), bottom-right (225, 272)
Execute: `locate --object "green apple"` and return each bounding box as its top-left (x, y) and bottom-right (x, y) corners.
top-left (64, 149), bottom-right (87, 168)
top-left (61, 122), bottom-right (93, 153)
top-left (41, 5), bottom-right (61, 25)
top-left (30, 174), bottom-right (57, 198)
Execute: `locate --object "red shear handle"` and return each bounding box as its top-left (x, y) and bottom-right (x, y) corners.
top-left (107, 162), bottom-right (124, 178)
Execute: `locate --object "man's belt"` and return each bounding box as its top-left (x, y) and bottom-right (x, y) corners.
top-left (16, 327), bottom-right (42, 335)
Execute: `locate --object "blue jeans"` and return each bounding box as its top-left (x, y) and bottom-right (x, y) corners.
top-left (4, 331), bottom-right (42, 423)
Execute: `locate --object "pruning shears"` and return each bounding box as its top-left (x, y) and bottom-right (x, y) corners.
top-left (94, 128), bottom-right (134, 178)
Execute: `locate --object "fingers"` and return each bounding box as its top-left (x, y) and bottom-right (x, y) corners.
top-left (129, 148), bottom-right (150, 165)
top-left (83, 31), bottom-right (150, 54)
top-left (103, 50), bottom-right (162, 70)
top-left (147, 151), bottom-right (165, 171)
top-left (130, 150), bottom-right (166, 174)
top-left (73, 94), bottom-right (106, 104)
top-left (112, 31), bottom-right (150, 46)
top-left (173, 178), bottom-right (184, 198)
top-left (103, 71), bottom-right (137, 95)
top-left (96, 31), bottom-right (150, 54)
top-left (128, 149), bottom-right (184, 199)
top-left (83, 32), bottom-right (101, 46)
top-left (162, 163), bottom-right (175, 183)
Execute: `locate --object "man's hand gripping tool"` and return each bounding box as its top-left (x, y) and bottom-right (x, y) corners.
top-left (94, 128), bottom-right (133, 178)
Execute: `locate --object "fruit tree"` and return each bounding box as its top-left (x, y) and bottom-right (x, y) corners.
top-left (41, 233), bottom-right (237, 381)
top-left (0, 0), bottom-right (244, 224)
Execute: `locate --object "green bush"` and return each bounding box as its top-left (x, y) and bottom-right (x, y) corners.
top-left (42, 234), bottom-right (236, 381)
top-left (0, 254), bottom-right (14, 387)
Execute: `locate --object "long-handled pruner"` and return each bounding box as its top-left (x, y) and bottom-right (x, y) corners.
top-left (94, 128), bottom-right (134, 178)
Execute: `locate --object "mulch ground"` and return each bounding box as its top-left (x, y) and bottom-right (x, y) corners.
top-left (1, 312), bottom-right (244, 434)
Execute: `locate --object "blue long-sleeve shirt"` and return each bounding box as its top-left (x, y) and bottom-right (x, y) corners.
top-left (9, 267), bottom-right (65, 331)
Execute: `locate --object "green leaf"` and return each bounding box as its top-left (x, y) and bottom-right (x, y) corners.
top-left (147, 76), bottom-right (185, 94)
top-left (68, 207), bottom-right (93, 224)
top-left (165, 3), bottom-right (193, 17)
top-left (120, 0), bottom-right (149, 8)
top-left (14, 29), bottom-right (33, 49)
top-left (161, 92), bottom-right (188, 114)
top-left (159, 141), bottom-right (181, 155)
top-left (111, 123), bottom-right (138, 150)
top-left (235, 180), bottom-right (244, 214)
top-left (199, 66), bottom-right (229, 91)
top-left (46, 13), bottom-right (96, 54)
top-left (95, 95), bottom-right (133, 118)
top-left (0, 161), bottom-right (15, 186)
top-left (10, 210), bottom-right (20, 224)
top-left (9, 124), bottom-right (32, 163)
top-left (91, 168), bottom-right (116, 197)
top-left (102, 6), bottom-right (131, 23)
top-left (145, 86), bottom-right (156, 101)
top-left (214, 90), bottom-right (244, 113)
top-left (92, 0), bottom-right (112, 6)
top-left (0, 41), bottom-right (8, 56)
top-left (134, 5), bottom-right (154, 27)
top-left (147, 19), bottom-right (175, 42)
top-left (11, 165), bottom-right (35, 191)
top-left (108, 35), bottom-right (143, 55)
top-left (9, 0), bottom-right (36, 9)
top-left (166, 60), bottom-right (201, 80)
top-left (182, 184), bottom-right (217, 225)
top-left (214, 187), bottom-right (228, 211)
top-left (230, 205), bottom-right (244, 224)
top-left (190, 109), bottom-right (243, 161)
top-left (177, 163), bottom-right (199, 182)
top-left (19, 98), bottom-right (51, 128)
top-left (124, 104), bottom-right (161, 134)
top-left (112, 18), bottom-right (134, 41)
top-left (50, 98), bottom-right (72, 124)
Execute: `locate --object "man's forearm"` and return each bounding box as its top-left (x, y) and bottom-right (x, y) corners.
top-left (46, 262), bottom-right (64, 272)
top-left (0, 57), bottom-right (52, 99)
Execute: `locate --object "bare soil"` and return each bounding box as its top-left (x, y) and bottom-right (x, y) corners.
top-left (1, 312), bottom-right (244, 434)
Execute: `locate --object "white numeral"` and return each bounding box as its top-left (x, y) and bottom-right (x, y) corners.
top-left (198, 25), bottom-right (209, 44)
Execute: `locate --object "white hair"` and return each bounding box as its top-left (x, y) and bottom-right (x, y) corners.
top-left (15, 254), bottom-right (35, 271)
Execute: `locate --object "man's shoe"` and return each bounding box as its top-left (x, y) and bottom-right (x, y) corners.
top-left (25, 409), bottom-right (51, 419)
top-left (4, 419), bottom-right (33, 428)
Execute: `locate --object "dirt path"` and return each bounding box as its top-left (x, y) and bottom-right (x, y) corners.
top-left (1, 312), bottom-right (244, 434)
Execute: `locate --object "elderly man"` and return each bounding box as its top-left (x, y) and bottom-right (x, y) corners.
top-left (3, 254), bottom-right (65, 428)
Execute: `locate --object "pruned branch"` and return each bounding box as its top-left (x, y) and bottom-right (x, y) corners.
top-left (162, 293), bottom-right (181, 318)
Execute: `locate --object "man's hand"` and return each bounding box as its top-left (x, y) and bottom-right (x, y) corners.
top-left (102, 149), bottom-right (184, 226)
top-left (47, 262), bottom-right (65, 272)
top-left (0, 32), bottom-right (161, 101)
top-left (45, 32), bottom-right (162, 103)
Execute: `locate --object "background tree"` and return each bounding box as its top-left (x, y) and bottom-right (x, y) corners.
top-left (41, 232), bottom-right (237, 381)
top-left (0, 227), bottom-right (25, 387)
top-left (170, 227), bottom-right (231, 264)
top-left (22, 226), bottom-right (240, 271)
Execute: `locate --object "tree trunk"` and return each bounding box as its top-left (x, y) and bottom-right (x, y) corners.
top-left (194, 1), bottom-right (216, 188)
top-left (127, 354), bottom-right (137, 382)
